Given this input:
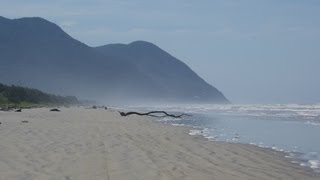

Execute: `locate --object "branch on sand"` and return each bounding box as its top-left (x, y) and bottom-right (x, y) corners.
top-left (118, 111), bottom-right (191, 118)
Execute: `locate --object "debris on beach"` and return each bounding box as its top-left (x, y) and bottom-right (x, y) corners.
top-left (50, 108), bottom-right (61, 112)
top-left (21, 120), bottom-right (29, 123)
top-left (118, 111), bottom-right (191, 118)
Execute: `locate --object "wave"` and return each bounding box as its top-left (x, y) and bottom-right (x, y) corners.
top-left (150, 104), bottom-right (320, 123)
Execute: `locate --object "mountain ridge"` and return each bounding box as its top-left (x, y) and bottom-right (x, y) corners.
top-left (0, 16), bottom-right (230, 105)
top-left (95, 41), bottom-right (229, 103)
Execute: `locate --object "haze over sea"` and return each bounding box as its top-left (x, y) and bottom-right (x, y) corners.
top-left (131, 103), bottom-right (320, 172)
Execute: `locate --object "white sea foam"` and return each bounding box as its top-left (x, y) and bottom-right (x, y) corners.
top-left (300, 162), bottom-right (308, 167)
top-left (299, 160), bottom-right (320, 170)
top-left (189, 130), bottom-right (203, 136)
top-left (171, 123), bottom-right (185, 127)
top-left (305, 121), bottom-right (320, 126)
top-left (206, 136), bottom-right (216, 140)
top-left (309, 160), bottom-right (320, 169)
top-left (158, 103), bottom-right (320, 121)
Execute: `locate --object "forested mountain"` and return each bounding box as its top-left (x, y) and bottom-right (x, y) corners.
top-left (0, 16), bottom-right (229, 105)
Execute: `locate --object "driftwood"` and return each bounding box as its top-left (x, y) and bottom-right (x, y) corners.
top-left (118, 111), bottom-right (191, 118)
top-left (50, 108), bottom-right (60, 112)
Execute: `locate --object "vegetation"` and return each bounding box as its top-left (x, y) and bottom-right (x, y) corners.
top-left (0, 83), bottom-right (79, 109)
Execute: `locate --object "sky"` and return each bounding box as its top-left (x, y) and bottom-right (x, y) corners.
top-left (1, 0), bottom-right (320, 104)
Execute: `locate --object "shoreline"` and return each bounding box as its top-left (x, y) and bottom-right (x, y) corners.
top-left (171, 122), bottom-right (319, 174)
top-left (0, 107), bottom-right (319, 179)
top-left (158, 118), bottom-right (319, 175)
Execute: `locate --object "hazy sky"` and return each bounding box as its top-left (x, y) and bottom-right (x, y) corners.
top-left (1, 0), bottom-right (320, 104)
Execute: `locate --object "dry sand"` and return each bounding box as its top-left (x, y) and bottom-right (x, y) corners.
top-left (0, 107), bottom-right (319, 180)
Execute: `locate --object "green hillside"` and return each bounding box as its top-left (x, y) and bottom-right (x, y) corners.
top-left (0, 83), bottom-right (78, 108)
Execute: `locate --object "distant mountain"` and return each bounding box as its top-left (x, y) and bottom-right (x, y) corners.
top-left (0, 16), bottom-right (229, 105)
top-left (95, 41), bottom-right (229, 103)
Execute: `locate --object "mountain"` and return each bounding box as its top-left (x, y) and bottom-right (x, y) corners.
top-left (95, 41), bottom-right (229, 103)
top-left (0, 16), bottom-right (229, 105)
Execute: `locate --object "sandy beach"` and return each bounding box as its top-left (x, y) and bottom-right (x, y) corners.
top-left (0, 107), bottom-right (319, 180)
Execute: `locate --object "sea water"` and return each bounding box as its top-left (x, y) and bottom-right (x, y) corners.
top-left (137, 104), bottom-right (320, 172)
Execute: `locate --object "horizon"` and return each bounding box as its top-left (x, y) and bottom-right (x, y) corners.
top-left (1, 0), bottom-right (320, 104)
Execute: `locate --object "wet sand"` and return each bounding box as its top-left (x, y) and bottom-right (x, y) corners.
top-left (0, 107), bottom-right (319, 180)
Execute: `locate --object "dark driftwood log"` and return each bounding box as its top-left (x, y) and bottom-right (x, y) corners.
top-left (50, 108), bottom-right (60, 112)
top-left (118, 111), bottom-right (191, 118)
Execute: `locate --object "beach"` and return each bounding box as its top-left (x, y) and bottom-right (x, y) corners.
top-left (0, 107), bottom-right (319, 180)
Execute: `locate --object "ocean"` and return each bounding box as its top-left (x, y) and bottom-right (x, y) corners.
top-left (132, 104), bottom-right (320, 172)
